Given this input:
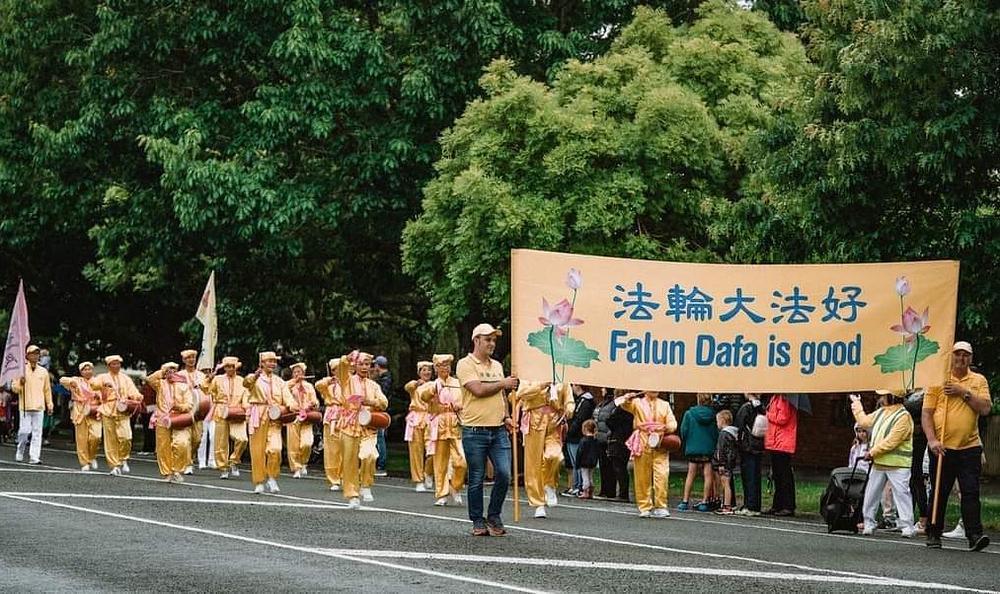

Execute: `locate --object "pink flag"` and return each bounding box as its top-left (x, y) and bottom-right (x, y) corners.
top-left (0, 279), bottom-right (30, 386)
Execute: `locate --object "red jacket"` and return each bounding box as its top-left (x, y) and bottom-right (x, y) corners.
top-left (764, 394), bottom-right (797, 454)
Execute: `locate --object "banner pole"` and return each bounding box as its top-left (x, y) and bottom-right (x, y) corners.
top-left (512, 400), bottom-right (521, 523)
top-left (930, 351), bottom-right (953, 529)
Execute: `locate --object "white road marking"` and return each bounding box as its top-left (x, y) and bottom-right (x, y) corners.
top-left (0, 492), bottom-right (346, 510)
top-left (320, 548), bottom-right (992, 592)
top-left (0, 468), bottom-right (78, 474)
top-left (0, 492), bottom-right (546, 594)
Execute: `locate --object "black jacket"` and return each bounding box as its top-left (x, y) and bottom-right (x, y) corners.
top-left (735, 399), bottom-right (765, 455)
top-left (607, 404), bottom-right (634, 443)
top-left (576, 436), bottom-right (600, 469)
top-left (566, 392), bottom-right (596, 444)
top-left (594, 399), bottom-right (616, 444)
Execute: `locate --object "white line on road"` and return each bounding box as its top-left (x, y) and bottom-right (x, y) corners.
top-left (0, 492), bottom-right (347, 510)
top-left (0, 468), bottom-right (78, 474)
top-left (0, 492), bottom-right (546, 594)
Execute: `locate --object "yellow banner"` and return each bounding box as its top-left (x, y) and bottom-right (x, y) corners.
top-left (510, 250), bottom-right (959, 393)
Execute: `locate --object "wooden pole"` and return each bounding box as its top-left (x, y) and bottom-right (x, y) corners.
top-left (512, 400), bottom-right (521, 522)
top-left (930, 351), bottom-right (953, 528)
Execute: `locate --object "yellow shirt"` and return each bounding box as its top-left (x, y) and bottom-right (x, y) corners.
top-left (210, 374), bottom-right (249, 420)
top-left (60, 376), bottom-right (97, 424)
top-left (924, 371), bottom-right (991, 450)
top-left (513, 381), bottom-right (575, 416)
top-left (315, 377), bottom-right (343, 406)
top-left (418, 377), bottom-right (462, 440)
top-left (14, 363), bottom-right (53, 412)
top-left (405, 380), bottom-right (430, 413)
top-left (620, 397), bottom-right (678, 433)
top-left (149, 375), bottom-right (194, 416)
top-left (91, 371), bottom-right (141, 416)
top-left (243, 372), bottom-right (295, 407)
top-left (337, 374), bottom-right (389, 438)
top-left (288, 379), bottom-right (320, 411)
top-left (456, 354), bottom-right (507, 427)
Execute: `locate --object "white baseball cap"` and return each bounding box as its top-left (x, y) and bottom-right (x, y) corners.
top-left (952, 341), bottom-right (973, 354)
top-left (471, 323), bottom-right (502, 341)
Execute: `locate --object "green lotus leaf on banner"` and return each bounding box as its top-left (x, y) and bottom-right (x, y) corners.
top-left (527, 330), bottom-right (600, 368)
top-left (873, 339), bottom-right (939, 373)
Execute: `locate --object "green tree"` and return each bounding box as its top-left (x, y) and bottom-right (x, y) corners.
top-left (403, 2), bottom-right (813, 331)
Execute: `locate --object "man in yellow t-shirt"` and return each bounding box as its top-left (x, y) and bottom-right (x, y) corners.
top-left (922, 341), bottom-right (991, 552)
top-left (456, 323), bottom-right (519, 536)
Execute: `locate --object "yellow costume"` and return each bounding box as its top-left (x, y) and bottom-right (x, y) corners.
top-left (210, 360), bottom-right (249, 474)
top-left (619, 394), bottom-right (678, 515)
top-left (92, 356), bottom-right (142, 473)
top-left (59, 366), bottom-right (102, 469)
top-left (334, 353), bottom-right (388, 504)
top-left (286, 364), bottom-right (320, 475)
top-left (404, 363), bottom-right (434, 487)
top-left (244, 353), bottom-right (298, 491)
top-left (512, 381), bottom-right (574, 509)
top-left (316, 363), bottom-right (344, 489)
top-left (418, 354), bottom-right (466, 502)
top-left (178, 363), bottom-right (210, 463)
top-left (147, 365), bottom-right (194, 479)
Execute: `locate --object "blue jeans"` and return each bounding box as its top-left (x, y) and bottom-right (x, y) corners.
top-left (375, 429), bottom-right (387, 470)
top-left (566, 442), bottom-right (582, 491)
top-left (462, 426), bottom-right (511, 527)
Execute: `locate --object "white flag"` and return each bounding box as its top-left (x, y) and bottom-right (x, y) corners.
top-left (195, 271), bottom-right (217, 371)
top-left (0, 279), bottom-right (30, 387)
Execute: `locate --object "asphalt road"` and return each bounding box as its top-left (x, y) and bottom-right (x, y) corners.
top-left (0, 443), bottom-right (996, 593)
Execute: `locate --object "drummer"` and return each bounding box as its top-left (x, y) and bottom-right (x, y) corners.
top-left (404, 360), bottom-right (434, 492)
top-left (510, 380), bottom-right (574, 519)
top-left (334, 351), bottom-right (388, 509)
top-left (614, 390), bottom-right (678, 518)
top-left (286, 362), bottom-right (320, 478)
top-left (211, 356), bottom-right (249, 479)
top-left (178, 349), bottom-right (211, 475)
top-left (92, 355), bottom-right (142, 476)
top-left (146, 362), bottom-right (195, 482)
top-left (244, 351), bottom-right (298, 494)
top-left (59, 362), bottom-right (103, 472)
top-left (418, 354), bottom-right (466, 507)
top-left (316, 358), bottom-right (344, 491)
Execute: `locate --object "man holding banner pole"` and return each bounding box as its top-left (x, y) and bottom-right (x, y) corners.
top-left (923, 341), bottom-right (991, 552)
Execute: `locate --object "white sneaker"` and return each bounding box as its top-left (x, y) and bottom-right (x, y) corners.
top-left (208, 462), bottom-right (217, 469)
top-left (121, 462), bottom-right (131, 474)
top-left (361, 488), bottom-right (374, 503)
top-left (173, 473), bottom-right (185, 483)
top-left (15, 451), bottom-right (24, 462)
top-left (109, 467), bottom-right (121, 476)
top-left (198, 464), bottom-right (207, 470)
top-left (348, 497), bottom-right (361, 510)
top-left (545, 486), bottom-right (558, 507)
top-left (534, 505), bottom-right (547, 519)
top-left (220, 472), bottom-right (230, 480)
top-left (451, 491), bottom-right (463, 505)
top-left (943, 521), bottom-right (965, 539)
top-left (862, 526), bottom-right (875, 536)
top-left (266, 478), bottom-right (280, 493)
top-left (639, 510), bottom-right (651, 518)
top-left (330, 483), bottom-right (341, 492)
top-left (375, 470), bottom-right (388, 477)
top-left (230, 466), bottom-right (240, 477)
top-left (81, 465), bottom-right (90, 472)
top-left (183, 466), bottom-right (194, 475)
top-left (901, 528), bottom-right (916, 538)
top-left (253, 483), bottom-right (265, 494)
top-left (424, 475), bottom-right (434, 489)
top-left (292, 470), bottom-right (302, 478)
top-left (301, 467), bottom-right (308, 476)
top-left (434, 497), bottom-right (448, 506)
top-left (164, 474), bottom-right (174, 483)
top-left (90, 460), bottom-right (98, 470)
top-left (652, 508), bottom-right (670, 518)
top-left (415, 483), bottom-right (427, 493)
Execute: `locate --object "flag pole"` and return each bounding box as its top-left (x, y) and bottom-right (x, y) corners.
top-left (512, 399), bottom-right (521, 523)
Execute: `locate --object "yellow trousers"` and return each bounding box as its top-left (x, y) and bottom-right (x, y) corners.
top-left (324, 426), bottom-right (342, 486)
top-left (286, 421), bottom-right (314, 472)
top-left (74, 418), bottom-right (102, 467)
top-left (102, 415), bottom-right (132, 468)
top-left (341, 434), bottom-right (377, 499)
top-left (433, 438), bottom-right (467, 499)
top-left (214, 419), bottom-right (248, 470)
top-left (407, 424), bottom-right (432, 483)
top-left (191, 419), bottom-right (203, 457)
top-left (633, 449), bottom-right (670, 512)
top-left (249, 418), bottom-right (283, 485)
top-left (155, 425), bottom-right (192, 476)
top-left (523, 422), bottom-right (564, 507)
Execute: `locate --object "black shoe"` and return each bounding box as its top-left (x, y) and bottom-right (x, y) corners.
top-left (773, 509), bottom-right (795, 517)
top-left (968, 534), bottom-right (990, 552)
top-left (926, 534), bottom-right (942, 549)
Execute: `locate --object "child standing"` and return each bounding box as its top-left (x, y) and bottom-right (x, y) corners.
top-left (576, 419), bottom-right (600, 499)
top-left (678, 393), bottom-right (719, 512)
top-left (713, 410), bottom-right (740, 515)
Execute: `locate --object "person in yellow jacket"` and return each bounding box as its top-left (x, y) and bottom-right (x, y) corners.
top-left (511, 380), bottom-right (574, 519)
top-left (286, 362), bottom-right (320, 478)
top-left (92, 355), bottom-right (142, 476)
top-left (147, 362), bottom-right (195, 482)
top-left (615, 390), bottom-right (678, 518)
top-left (244, 351), bottom-right (298, 493)
top-left (851, 390), bottom-right (916, 537)
top-left (334, 351), bottom-right (388, 509)
top-left (59, 361), bottom-right (102, 471)
top-left (416, 354), bottom-right (466, 506)
top-left (316, 358), bottom-right (344, 491)
top-left (404, 360), bottom-right (434, 492)
top-left (211, 356), bottom-right (249, 479)
top-left (13, 345), bottom-right (53, 465)
top-left (178, 349), bottom-right (211, 474)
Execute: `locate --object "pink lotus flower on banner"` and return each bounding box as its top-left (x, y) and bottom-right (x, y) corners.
top-left (566, 268), bottom-right (582, 290)
top-left (538, 298), bottom-right (584, 338)
top-left (894, 276), bottom-right (911, 297)
top-left (890, 306), bottom-right (930, 344)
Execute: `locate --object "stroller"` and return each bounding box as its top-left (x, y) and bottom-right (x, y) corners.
top-left (820, 458), bottom-right (871, 533)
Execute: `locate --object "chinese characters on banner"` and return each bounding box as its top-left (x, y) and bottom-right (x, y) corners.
top-left (510, 249), bottom-right (959, 393)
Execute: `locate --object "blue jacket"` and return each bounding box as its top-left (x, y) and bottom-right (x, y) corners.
top-left (680, 405), bottom-right (719, 457)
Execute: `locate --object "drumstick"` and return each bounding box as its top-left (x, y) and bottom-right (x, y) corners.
top-left (930, 350), bottom-right (953, 529)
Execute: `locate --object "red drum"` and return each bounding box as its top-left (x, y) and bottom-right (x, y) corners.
top-left (193, 394), bottom-right (212, 421)
top-left (268, 405), bottom-right (296, 424)
top-left (221, 405), bottom-right (246, 422)
top-left (660, 434), bottom-right (682, 453)
top-left (158, 412), bottom-right (195, 429)
top-left (298, 410), bottom-right (323, 424)
top-left (116, 399), bottom-right (143, 415)
top-left (358, 409), bottom-right (391, 429)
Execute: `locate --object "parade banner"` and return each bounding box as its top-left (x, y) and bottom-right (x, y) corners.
top-left (0, 279), bottom-right (30, 387)
top-left (510, 250), bottom-right (959, 393)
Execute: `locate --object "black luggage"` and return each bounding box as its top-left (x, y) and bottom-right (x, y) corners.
top-left (819, 458), bottom-right (871, 533)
